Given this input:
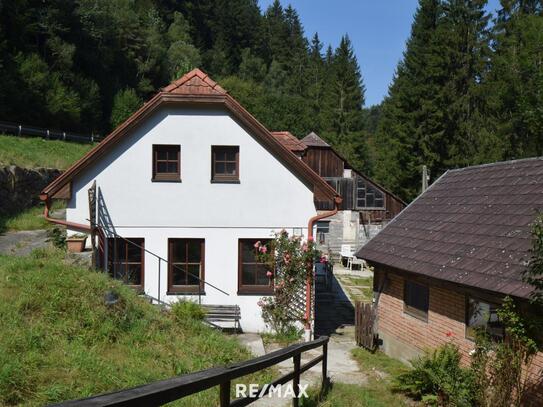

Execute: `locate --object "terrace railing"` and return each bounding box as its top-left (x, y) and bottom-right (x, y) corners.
top-left (51, 335), bottom-right (329, 407)
top-left (0, 120), bottom-right (101, 143)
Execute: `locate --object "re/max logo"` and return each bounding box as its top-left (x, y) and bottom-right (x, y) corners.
top-left (235, 383), bottom-right (309, 399)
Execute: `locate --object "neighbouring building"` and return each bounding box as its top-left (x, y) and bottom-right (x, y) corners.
top-left (357, 158), bottom-right (543, 404)
top-left (39, 69), bottom-right (340, 333)
top-left (271, 130), bottom-right (405, 258)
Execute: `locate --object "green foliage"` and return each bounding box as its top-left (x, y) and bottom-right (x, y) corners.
top-left (0, 134), bottom-right (94, 169)
top-left (46, 227), bottom-right (67, 250)
top-left (471, 298), bottom-right (540, 407)
top-left (394, 343), bottom-right (476, 406)
top-left (525, 212), bottom-right (543, 303)
top-left (0, 248), bottom-right (271, 405)
top-left (261, 325), bottom-right (303, 346)
top-left (171, 300), bottom-right (206, 322)
top-left (256, 231), bottom-right (321, 335)
top-left (0, 201), bottom-right (65, 233)
top-left (110, 88), bottom-right (143, 128)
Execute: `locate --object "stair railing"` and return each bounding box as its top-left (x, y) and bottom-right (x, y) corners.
top-left (95, 223), bottom-right (229, 305)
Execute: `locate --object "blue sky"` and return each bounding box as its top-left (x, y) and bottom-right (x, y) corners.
top-left (259, 0), bottom-right (502, 107)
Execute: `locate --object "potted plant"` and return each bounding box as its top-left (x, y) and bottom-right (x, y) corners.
top-left (66, 233), bottom-right (87, 253)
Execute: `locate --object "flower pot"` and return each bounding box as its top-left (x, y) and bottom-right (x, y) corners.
top-left (67, 237), bottom-right (87, 253)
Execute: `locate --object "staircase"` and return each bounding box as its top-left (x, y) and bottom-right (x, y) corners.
top-left (314, 278), bottom-right (355, 337)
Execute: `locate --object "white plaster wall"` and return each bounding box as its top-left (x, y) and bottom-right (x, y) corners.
top-left (66, 105), bottom-right (317, 332)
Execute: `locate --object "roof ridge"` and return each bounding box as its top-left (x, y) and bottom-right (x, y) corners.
top-left (162, 68), bottom-right (226, 94)
top-left (449, 156), bottom-right (543, 173)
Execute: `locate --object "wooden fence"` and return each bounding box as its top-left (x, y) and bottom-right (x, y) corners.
top-left (355, 301), bottom-right (376, 351)
top-left (50, 336), bottom-right (329, 407)
top-left (0, 120), bottom-right (101, 143)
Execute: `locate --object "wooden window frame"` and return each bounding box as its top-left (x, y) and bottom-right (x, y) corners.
top-left (403, 280), bottom-right (429, 322)
top-left (354, 177), bottom-right (385, 210)
top-left (167, 238), bottom-right (205, 294)
top-left (107, 237), bottom-right (145, 290)
top-left (465, 296), bottom-right (504, 341)
top-left (211, 145), bottom-right (240, 183)
top-left (238, 239), bottom-right (274, 295)
top-left (152, 144), bottom-right (181, 182)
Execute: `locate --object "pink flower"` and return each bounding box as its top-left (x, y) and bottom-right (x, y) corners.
top-left (307, 236), bottom-right (314, 242)
top-left (446, 331), bottom-right (454, 337)
top-left (320, 256), bottom-right (328, 264)
top-left (259, 246), bottom-right (267, 253)
top-left (266, 271), bottom-right (273, 278)
top-left (302, 244), bottom-right (308, 252)
top-left (257, 300), bottom-right (263, 307)
top-left (254, 241), bottom-right (261, 248)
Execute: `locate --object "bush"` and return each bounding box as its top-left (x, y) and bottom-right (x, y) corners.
top-left (171, 300), bottom-right (205, 322)
top-left (394, 343), bottom-right (475, 406)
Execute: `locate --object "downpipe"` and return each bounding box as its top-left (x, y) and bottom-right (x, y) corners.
top-left (304, 196), bottom-right (342, 341)
top-left (40, 195), bottom-right (91, 232)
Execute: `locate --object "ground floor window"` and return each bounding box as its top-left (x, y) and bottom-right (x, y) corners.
top-left (107, 237), bottom-right (144, 289)
top-left (316, 221), bottom-right (330, 244)
top-left (404, 280), bottom-right (429, 321)
top-left (168, 239), bottom-right (205, 293)
top-left (466, 297), bottom-right (504, 340)
top-left (238, 239), bottom-right (273, 294)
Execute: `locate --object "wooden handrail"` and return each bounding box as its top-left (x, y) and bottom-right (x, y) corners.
top-left (50, 336), bottom-right (329, 407)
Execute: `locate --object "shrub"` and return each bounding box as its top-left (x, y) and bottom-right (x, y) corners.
top-left (171, 300), bottom-right (206, 322)
top-left (394, 343), bottom-right (475, 406)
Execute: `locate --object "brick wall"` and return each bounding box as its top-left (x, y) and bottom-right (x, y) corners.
top-left (376, 269), bottom-right (543, 404)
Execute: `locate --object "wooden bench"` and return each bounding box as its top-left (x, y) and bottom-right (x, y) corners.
top-left (202, 304), bottom-right (241, 332)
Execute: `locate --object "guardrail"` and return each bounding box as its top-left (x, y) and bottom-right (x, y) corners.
top-left (50, 336), bottom-right (329, 407)
top-left (0, 120), bottom-right (101, 143)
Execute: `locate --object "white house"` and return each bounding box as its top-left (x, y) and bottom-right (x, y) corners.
top-left (40, 69), bottom-right (339, 333)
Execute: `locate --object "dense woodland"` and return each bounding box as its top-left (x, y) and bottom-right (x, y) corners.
top-left (0, 0), bottom-right (542, 201)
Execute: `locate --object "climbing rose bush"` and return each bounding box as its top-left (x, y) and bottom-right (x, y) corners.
top-left (255, 230), bottom-right (321, 335)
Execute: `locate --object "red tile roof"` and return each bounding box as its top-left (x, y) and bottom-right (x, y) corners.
top-left (357, 158), bottom-right (543, 299)
top-left (41, 69), bottom-right (339, 204)
top-left (271, 131), bottom-right (307, 152)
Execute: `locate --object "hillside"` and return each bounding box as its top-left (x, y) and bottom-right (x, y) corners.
top-left (0, 248), bottom-right (271, 406)
top-left (0, 134), bottom-right (93, 169)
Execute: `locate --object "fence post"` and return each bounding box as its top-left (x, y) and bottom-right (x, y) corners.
top-left (220, 380), bottom-right (230, 407)
top-left (46, 129), bottom-right (50, 140)
top-left (18, 125), bottom-right (21, 136)
top-left (322, 340), bottom-right (328, 389)
top-left (292, 353), bottom-right (301, 407)
top-left (63, 132), bottom-right (66, 141)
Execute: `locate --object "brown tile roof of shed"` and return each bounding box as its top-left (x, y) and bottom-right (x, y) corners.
top-left (271, 131), bottom-right (307, 152)
top-left (356, 157), bottom-right (543, 299)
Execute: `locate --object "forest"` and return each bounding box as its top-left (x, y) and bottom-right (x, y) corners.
top-left (0, 0), bottom-right (542, 200)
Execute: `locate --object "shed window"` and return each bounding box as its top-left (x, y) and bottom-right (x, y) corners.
top-left (212, 146), bottom-right (239, 182)
top-left (168, 239), bottom-right (205, 294)
top-left (404, 280), bottom-right (429, 321)
top-left (107, 238), bottom-right (144, 288)
top-left (355, 177), bottom-right (384, 209)
top-left (466, 297), bottom-right (504, 341)
top-left (153, 145), bottom-right (180, 181)
top-left (238, 239), bottom-right (273, 294)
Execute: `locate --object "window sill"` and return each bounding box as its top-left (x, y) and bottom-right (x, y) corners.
top-left (403, 307), bottom-right (428, 323)
top-left (211, 179), bottom-right (240, 184)
top-left (237, 289), bottom-right (274, 296)
top-left (166, 291), bottom-right (205, 296)
top-left (152, 178), bottom-right (182, 183)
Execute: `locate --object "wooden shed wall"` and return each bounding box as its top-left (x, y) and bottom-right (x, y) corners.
top-left (302, 148), bottom-right (344, 178)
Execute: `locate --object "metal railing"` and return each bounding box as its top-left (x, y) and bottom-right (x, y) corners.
top-left (51, 336), bottom-right (329, 407)
top-left (0, 120), bottom-right (101, 143)
top-left (96, 224), bottom-right (229, 304)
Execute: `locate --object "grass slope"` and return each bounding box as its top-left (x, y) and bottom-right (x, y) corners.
top-left (0, 134), bottom-right (93, 169)
top-left (0, 201), bottom-right (65, 233)
top-left (0, 248), bottom-right (270, 406)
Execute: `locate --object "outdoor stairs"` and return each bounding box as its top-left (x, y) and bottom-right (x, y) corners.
top-left (314, 280), bottom-right (355, 337)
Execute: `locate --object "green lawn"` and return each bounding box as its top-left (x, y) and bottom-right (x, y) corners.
top-left (0, 134), bottom-right (94, 169)
top-left (0, 248), bottom-right (272, 406)
top-left (302, 348), bottom-right (413, 407)
top-left (0, 201), bottom-right (65, 233)
top-left (336, 275), bottom-right (374, 303)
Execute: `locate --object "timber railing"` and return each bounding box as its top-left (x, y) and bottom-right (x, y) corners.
top-left (0, 120), bottom-right (101, 143)
top-left (51, 336), bottom-right (329, 407)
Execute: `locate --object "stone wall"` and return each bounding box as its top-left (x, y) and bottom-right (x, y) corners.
top-left (0, 166), bottom-right (61, 216)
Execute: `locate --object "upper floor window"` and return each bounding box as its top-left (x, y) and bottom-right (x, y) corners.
top-left (404, 280), bottom-right (429, 321)
top-left (212, 146), bottom-right (239, 182)
top-left (355, 177), bottom-right (384, 209)
top-left (107, 237), bottom-right (144, 289)
top-left (153, 145), bottom-right (180, 181)
top-left (466, 297), bottom-right (504, 341)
